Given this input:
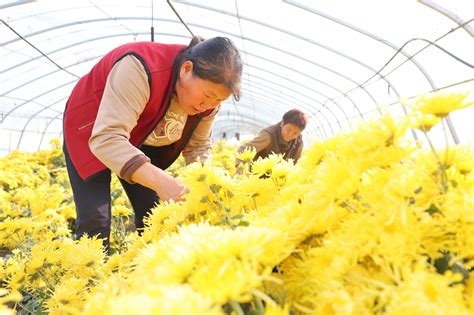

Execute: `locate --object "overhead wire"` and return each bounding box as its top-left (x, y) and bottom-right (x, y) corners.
top-left (167, 0), bottom-right (194, 36)
top-left (233, 0), bottom-right (253, 130)
top-left (1, 19), bottom-right (80, 79)
top-left (336, 19), bottom-right (474, 99)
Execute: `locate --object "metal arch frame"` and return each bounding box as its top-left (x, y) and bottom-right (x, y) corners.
top-left (1, 32), bottom-right (190, 96)
top-left (0, 95), bottom-right (63, 117)
top-left (418, 0), bottom-right (474, 37)
top-left (235, 88), bottom-right (333, 137)
top-left (2, 31), bottom-right (342, 142)
top-left (212, 126), bottom-right (261, 135)
top-left (213, 120), bottom-right (265, 136)
top-left (12, 59), bottom-right (333, 147)
top-left (240, 71), bottom-right (344, 121)
top-left (1, 20), bottom-right (344, 127)
top-left (38, 111), bottom-right (63, 150)
top-left (240, 73), bottom-right (342, 119)
top-left (206, 114), bottom-right (265, 140)
top-left (247, 60), bottom-right (356, 121)
top-left (10, 46), bottom-right (334, 150)
top-left (220, 40), bottom-right (363, 119)
top-left (3, 17), bottom-right (361, 123)
top-left (0, 12), bottom-right (421, 148)
top-left (171, 1), bottom-right (422, 139)
top-left (28, 80), bottom-right (333, 150)
top-left (244, 50), bottom-right (378, 112)
top-left (31, 78), bottom-right (332, 150)
top-left (16, 95), bottom-right (69, 149)
top-left (171, 2), bottom-right (405, 106)
top-left (232, 97), bottom-right (334, 138)
top-left (2, 31), bottom-right (170, 74)
top-left (213, 119), bottom-right (320, 144)
top-left (12, 54), bottom-right (106, 150)
top-left (212, 127), bottom-right (261, 138)
top-left (237, 89), bottom-right (329, 139)
top-left (1, 17), bottom-right (183, 46)
top-left (247, 63), bottom-right (351, 125)
top-left (0, 1), bottom-right (35, 10)
top-left (1, 80), bottom-right (76, 124)
top-left (214, 113), bottom-right (269, 128)
top-left (2, 32), bottom-right (191, 125)
top-left (241, 69), bottom-right (341, 134)
top-left (239, 80), bottom-right (335, 129)
top-left (282, 0), bottom-right (436, 88)
top-left (237, 78), bottom-right (334, 137)
top-left (2, 16), bottom-right (387, 116)
top-left (2, 16), bottom-right (392, 112)
top-left (181, 5), bottom-right (424, 141)
top-left (213, 118), bottom-right (266, 130)
top-left (239, 78), bottom-right (329, 125)
top-left (219, 98), bottom-right (328, 137)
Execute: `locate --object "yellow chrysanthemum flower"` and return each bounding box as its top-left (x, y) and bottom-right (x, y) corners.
top-left (385, 267), bottom-right (469, 314)
top-left (46, 277), bottom-right (89, 315)
top-left (60, 236), bottom-right (106, 278)
top-left (112, 205), bottom-right (132, 217)
top-left (0, 289), bottom-right (21, 314)
top-left (410, 112), bottom-right (442, 132)
top-left (465, 275), bottom-right (474, 310)
top-left (236, 146), bottom-right (257, 163)
top-left (411, 90), bottom-right (473, 118)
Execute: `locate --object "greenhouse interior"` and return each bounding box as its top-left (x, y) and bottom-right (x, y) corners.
top-left (1, 0), bottom-right (473, 313)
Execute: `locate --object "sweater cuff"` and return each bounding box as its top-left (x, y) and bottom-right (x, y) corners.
top-left (120, 154), bottom-right (151, 184)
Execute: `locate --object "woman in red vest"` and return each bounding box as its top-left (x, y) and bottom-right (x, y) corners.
top-left (63, 36), bottom-right (242, 251)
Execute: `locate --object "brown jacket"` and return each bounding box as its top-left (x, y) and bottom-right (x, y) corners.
top-left (238, 122), bottom-right (303, 162)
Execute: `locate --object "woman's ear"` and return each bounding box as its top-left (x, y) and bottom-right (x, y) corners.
top-left (179, 60), bottom-right (194, 80)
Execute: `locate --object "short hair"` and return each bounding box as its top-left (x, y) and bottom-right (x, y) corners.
top-left (282, 109), bottom-right (308, 130)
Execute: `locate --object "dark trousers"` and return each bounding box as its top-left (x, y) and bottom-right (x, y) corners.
top-left (63, 145), bottom-right (159, 251)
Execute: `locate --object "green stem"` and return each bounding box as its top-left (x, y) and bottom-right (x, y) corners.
top-left (253, 196), bottom-right (258, 211)
top-left (423, 130), bottom-right (440, 161)
top-left (253, 294), bottom-right (265, 315)
top-left (206, 184), bottom-right (231, 222)
top-left (17, 300), bottom-right (36, 314)
top-left (205, 199), bottom-right (226, 224)
top-left (230, 300), bottom-right (244, 315)
top-left (422, 130), bottom-right (447, 194)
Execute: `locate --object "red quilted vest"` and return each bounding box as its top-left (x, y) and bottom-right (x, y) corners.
top-left (63, 41), bottom-right (212, 180)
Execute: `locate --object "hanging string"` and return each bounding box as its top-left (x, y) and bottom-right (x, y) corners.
top-left (151, 0), bottom-right (155, 41)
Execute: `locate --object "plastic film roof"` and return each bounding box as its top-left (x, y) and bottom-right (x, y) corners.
top-left (1, 0), bottom-right (473, 154)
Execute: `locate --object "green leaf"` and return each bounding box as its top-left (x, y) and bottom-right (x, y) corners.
top-left (426, 204), bottom-right (440, 215)
top-left (209, 184), bottom-right (221, 193)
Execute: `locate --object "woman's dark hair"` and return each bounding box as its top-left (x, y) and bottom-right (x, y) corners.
top-left (282, 109), bottom-right (308, 130)
top-left (173, 36), bottom-right (243, 101)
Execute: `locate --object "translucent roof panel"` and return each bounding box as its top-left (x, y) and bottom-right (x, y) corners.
top-left (1, 0), bottom-right (473, 155)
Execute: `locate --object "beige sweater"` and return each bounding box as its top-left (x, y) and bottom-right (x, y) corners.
top-left (89, 55), bottom-right (217, 183)
top-left (237, 129), bottom-right (272, 154)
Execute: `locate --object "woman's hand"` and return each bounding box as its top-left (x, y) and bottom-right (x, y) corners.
top-left (130, 162), bottom-right (189, 202)
top-left (154, 172), bottom-right (189, 202)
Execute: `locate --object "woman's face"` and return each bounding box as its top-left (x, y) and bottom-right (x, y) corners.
top-left (175, 61), bottom-right (231, 115)
top-left (281, 123), bottom-right (302, 142)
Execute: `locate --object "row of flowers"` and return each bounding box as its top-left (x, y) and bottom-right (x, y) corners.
top-left (0, 91), bottom-right (473, 314)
